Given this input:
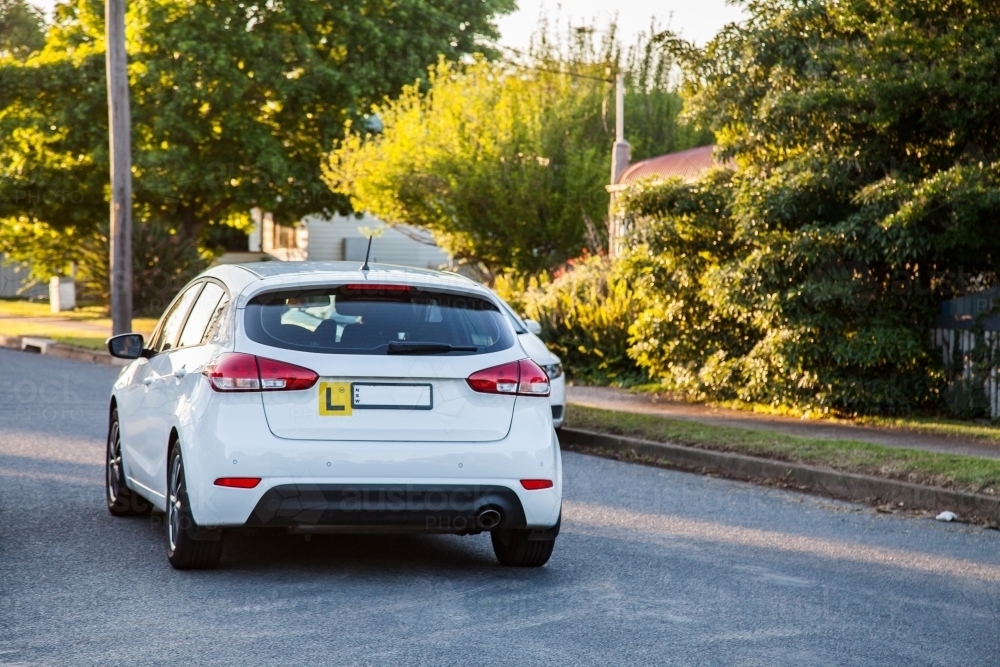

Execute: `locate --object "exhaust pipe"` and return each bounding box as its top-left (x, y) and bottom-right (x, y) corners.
top-left (475, 507), bottom-right (502, 531)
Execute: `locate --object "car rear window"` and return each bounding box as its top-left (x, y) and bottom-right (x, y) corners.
top-left (244, 285), bottom-right (515, 355)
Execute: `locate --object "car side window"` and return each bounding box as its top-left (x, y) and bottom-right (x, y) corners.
top-left (154, 284), bottom-right (203, 352)
top-left (177, 283), bottom-right (226, 349)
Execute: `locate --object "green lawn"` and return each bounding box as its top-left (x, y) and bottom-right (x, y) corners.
top-left (0, 300), bottom-right (158, 351)
top-left (566, 404), bottom-right (1000, 496)
top-left (853, 415), bottom-right (1000, 445)
top-left (627, 384), bottom-right (1000, 446)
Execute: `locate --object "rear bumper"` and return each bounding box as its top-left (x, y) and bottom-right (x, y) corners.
top-left (245, 483), bottom-right (551, 535)
top-left (177, 392), bottom-right (562, 530)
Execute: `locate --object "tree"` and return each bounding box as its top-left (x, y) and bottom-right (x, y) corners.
top-left (0, 0), bottom-right (514, 295)
top-left (327, 57), bottom-right (609, 276)
top-left (326, 23), bottom-right (709, 276)
top-left (0, 0), bottom-right (44, 60)
top-left (623, 0), bottom-right (1000, 414)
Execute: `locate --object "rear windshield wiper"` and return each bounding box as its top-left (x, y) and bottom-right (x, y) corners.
top-left (386, 342), bottom-right (480, 355)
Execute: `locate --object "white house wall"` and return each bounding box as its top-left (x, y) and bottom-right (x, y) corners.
top-left (302, 213), bottom-right (450, 269)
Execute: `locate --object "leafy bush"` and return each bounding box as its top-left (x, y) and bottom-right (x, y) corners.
top-left (525, 0), bottom-right (1000, 416)
top-left (0, 218), bottom-right (210, 316)
top-left (619, 170), bottom-right (748, 401)
top-left (75, 220), bottom-right (211, 316)
top-left (496, 254), bottom-right (642, 385)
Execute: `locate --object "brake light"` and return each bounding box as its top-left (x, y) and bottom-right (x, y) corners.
top-left (343, 283), bottom-right (412, 291)
top-left (466, 359), bottom-right (550, 397)
top-left (520, 479), bottom-right (554, 490)
top-left (214, 477), bottom-right (261, 489)
top-left (204, 353), bottom-right (318, 392)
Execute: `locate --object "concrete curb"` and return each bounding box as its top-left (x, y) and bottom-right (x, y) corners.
top-left (559, 427), bottom-right (1000, 524)
top-left (0, 335), bottom-right (127, 367)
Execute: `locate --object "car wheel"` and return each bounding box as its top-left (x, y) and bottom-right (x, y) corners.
top-left (490, 529), bottom-right (555, 567)
top-left (166, 442), bottom-right (222, 570)
top-left (106, 409), bottom-right (151, 517)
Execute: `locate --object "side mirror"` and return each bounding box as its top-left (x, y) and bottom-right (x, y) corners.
top-left (106, 333), bottom-right (148, 360)
top-left (524, 319), bottom-right (542, 336)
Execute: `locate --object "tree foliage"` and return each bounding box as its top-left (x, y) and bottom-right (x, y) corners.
top-left (0, 0), bottom-right (513, 287)
top-left (0, 0), bottom-right (44, 60)
top-left (327, 57), bottom-right (609, 275)
top-left (326, 23), bottom-right (710, 276)
top-left (622, 0), bottom-right (1000, 414)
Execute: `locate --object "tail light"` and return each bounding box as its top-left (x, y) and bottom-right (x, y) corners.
top-left (204, 353), bottom-right (259, 391)
top-left (520, 479), bottom-right (554, 490)
top-left (256, 356), bottom-right (319, 390)
top-left (515, 359), bottom-right (551, 396)
top-left (467, 361), bottom-right (519, 394)
top-left (204, 353), bottom-right (318, 392)
top-left (467, 359), bottom-right (550, 397)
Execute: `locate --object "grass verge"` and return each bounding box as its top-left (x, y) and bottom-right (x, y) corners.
top-left (566, 404), bottom-right (1000, 496)
top-left (853, 415), bottom-right (1000, 445)
top-left (0, 300), bottom-right (157, 351)
top-left (624, 384), bottom-right (1000, 446)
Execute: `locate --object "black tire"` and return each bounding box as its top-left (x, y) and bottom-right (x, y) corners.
top-left (106, 409), bottom-right (151, 517)
top-left (166, 442), bottom-right (222, 570)
top-left (490, 529), bottom-right (556, 567)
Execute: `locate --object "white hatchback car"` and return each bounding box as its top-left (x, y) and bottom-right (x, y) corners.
top-left (105, 262), bottom-right (562, 570)
top-left (496, 301), bottom-right (565, 429)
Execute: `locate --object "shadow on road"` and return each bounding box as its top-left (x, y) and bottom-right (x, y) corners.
top-left (133, 514), bottom-right (512, 575)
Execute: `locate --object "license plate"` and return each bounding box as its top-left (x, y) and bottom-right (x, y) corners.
top-left (352, 383), bottom-right (433, 410)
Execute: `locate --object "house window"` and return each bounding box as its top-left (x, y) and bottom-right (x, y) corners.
top-left (273, 223), bottom-right (297, 249)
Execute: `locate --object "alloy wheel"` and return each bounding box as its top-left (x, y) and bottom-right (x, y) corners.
top-left (167, 452), bottom-right (184, 553)
top-left (106, 419), bottom-right (123, 506)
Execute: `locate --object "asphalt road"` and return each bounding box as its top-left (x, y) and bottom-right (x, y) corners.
top-left (2, 348), bottom-right (1000, 666)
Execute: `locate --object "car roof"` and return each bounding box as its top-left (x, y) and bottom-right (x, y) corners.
top-left (234, 261), bottom-right (475, 281)
top-left (203, 261), bottom-right (487, 307)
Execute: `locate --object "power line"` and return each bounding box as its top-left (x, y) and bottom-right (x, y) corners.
top-left (495, 44), bottom-right (615, 83)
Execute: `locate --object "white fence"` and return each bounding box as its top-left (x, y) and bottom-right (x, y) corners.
top-left (933, 286), bottom-right (1000, 418)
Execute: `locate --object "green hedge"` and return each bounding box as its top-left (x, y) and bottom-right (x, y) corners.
top-left (510, 0), bottom-right (1000, 416)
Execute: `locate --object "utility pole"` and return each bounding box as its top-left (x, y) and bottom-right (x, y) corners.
top-left (106, 0), bottom-right (132, 334)
top-left (608, 72), bottom-right (630, 258)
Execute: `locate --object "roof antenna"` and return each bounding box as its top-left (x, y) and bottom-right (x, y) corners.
top-left (360, 235), bottom-right (373, 272)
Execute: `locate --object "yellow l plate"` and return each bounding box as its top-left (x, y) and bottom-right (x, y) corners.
top-left (319, 381), bottom-right (352, 416)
